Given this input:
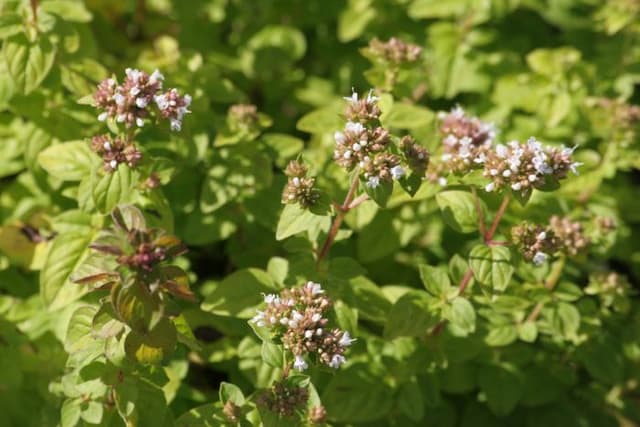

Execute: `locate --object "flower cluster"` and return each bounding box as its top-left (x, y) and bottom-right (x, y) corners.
top-left (426, 107), bottom-right (494, 184)
top-left (90, 134), bottom-right (142, 172)
top-left (251, 282), bottom-right (354, 371)
top-left (228, 103), bottom-right (260, 131)
top-left (281, 160), bottom-right (320, 208)
top-left (400, 136), bottom-right (430, 175)
top-left (94, 68), bottom-right (191, 131)
top-left (256, 379), bottom-right (309, 418)
top-left (334, 91), bottom-right (426, 188)
top-left (585, 272), bottom-right (632, 313)
top-left (483, 137), bottom-right (581, 196)
top-left (364, 37), bottom-right (422, 65)
top-left (511, 216), bottom-right (590, 265)
top-left (222, 400), bottom-right (241, 423)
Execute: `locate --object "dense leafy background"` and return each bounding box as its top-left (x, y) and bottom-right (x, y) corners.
top-left (1, 0), bottom-right (640, 426)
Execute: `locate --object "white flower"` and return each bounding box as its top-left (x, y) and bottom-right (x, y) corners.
top-left (334, 131), bottom-right (346, 144)
top-left (533, 252), bottom-right (548, 266)
top-left (264, 293), bottom-right (279, 304)
top-left (345, 121), bottom-right (365, 134)
top-left (390, 165), bottom-right (405, 180)
top-left (251, 311), bottom-right (265, 327)
top-left (103, 141), bottom-right (111, 151)
top-left (306, 281), bottom-right (323, 295)
top-left (116, 114), bottom-right (126, 123)
top-left (329, 354), bottom-right (346, 369)
top-left (291, 311), bottom-right (304, 322)
top-left (502, 169), bottom-right (511, 177)
top-left (343, 150), bottom-right (352, 159)
top-left (443, 134), bottom-right (458, 146)
top-left (537, 231), bottom-right (547, 240)
top-left (136, 117), bottom-right (145, 127)
top-left (495, 144), bottom-right (508, 158)
top-left (485, 182), bottom-right (495, 192)
top-left (311, 313), bottom-right (322, 323)
top-left (149, 69), bottom-right (164, 85)
top-left (451, 106), bottom-right (465, 118)
top-left (113, 93), bottom-right (126, 106)
top-left (293, 355), bottom-right (308, 371)
top-left (490, 168), bottom-right (498, 176)
top-left (316, 328), bottom-right (323, 336)
top-left (170, 118), bottom-right (182, 131)
top-left (338, 332), bottom-right (355, 347)
top-left (279, 317), bottom-right (289, 326)
top-left (292, 177), bottom-right (300, 187)
top-left (438, 177), bottom-right (447, 187)
top-left (511, 182), bottom-right (522, 191)
top-left (528, 174), bottom-right (538, 182)
top-left (352, 143), bottom-right (361, 152)
top-left (97, 112), bottom-right (108, 122)
top-left (130, 86), bottom-right (141, 96)
top-left (109, 159), bottom-right (118, 169)
top-left (154, 94), bottom-right (169, 110)
top-left (366, 176), bottom-right (380, 188)
top-left (570, 162), bottom-right (583, 175)
top-left (304, 330), bottom-right (314, 339)
top-left (135, 97), bottom-right (148, 108)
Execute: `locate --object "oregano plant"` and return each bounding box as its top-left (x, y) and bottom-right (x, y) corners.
top-left (1, 1), bottom-right (639, 427)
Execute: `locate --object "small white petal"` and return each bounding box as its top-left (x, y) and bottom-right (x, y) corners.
top-left (98, 112), bottom-right (108, 122)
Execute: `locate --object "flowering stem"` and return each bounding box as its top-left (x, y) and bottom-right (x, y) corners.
top-left (30, 0), bottom-right (38, 26)
top-left (525, 256), bottom-right (566, 323)
top-left (347, 193), bottom-right (369, 210)
top-left (316, 174), bottom-right (361, 264)
top-left (430, 194), bottom-right (511, 337)
top-left (486, 195), bottom-right (510, 241)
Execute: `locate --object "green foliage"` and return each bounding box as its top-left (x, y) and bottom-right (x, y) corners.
top-left (1, 0), bottom-right (639, 426)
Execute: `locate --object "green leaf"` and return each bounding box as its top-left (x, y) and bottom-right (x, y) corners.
top-left (124, 318), bottom-right (177, 364)
top-left (41, 0), bottom-right (93, 22)
top-left (111, 281), bottom-right (156, 333)
top-left (397, 378), bottom-right (424, 421)
top-left (219, 382), bottom-right (245, 405)
top-left (338, 1), bottom-right (376, 42)
top-left (436, 190), bottom-right (485, 233)
top-left (408, 0), bottom-right (468, 18)
top-left (447, 297), bottom-right (476, 336)
top-left (381, 103), bottom-right (434, 129)
top-left (384, 290), bottom-right (438, 339)
top-left (201, 268), bottom-right (275, 318)
top-left (477, 363), bottom-right (524, 416)
top-left (296, 104), bottom-right (342, 134)
top-left (40, 232), bottom-right (93, 310)
top-left (468, 245), bottom-right (514, 291)
top-left (91, 166), bottom-right (137, 214)
top-left (0, 13), bottom-right (23, 39)
top-left (261, 341), bottom-right (283, 368)
top-left (37, 141), bottom-right (96, 181)
top-left (485, 324), bottom-right (517, 347)
top-left (551, 302), bottom-right (580, 340)
top-left (275, 203), bottom-right (329, 241)
top-left (518, 322), bottom-right (538, 343)
top-left (3, 33), bottom-right (56, 94)
top-left (65, 305), bottom-right (103, 364)
top-left (322, 364), bottom-right (393, 423)
top-left (419, 264), bottom-right (452, 298)
top-left (175, 403), bottom-right (227, 427)
top-left (363, 179), bottom-right (393, 208)
top-left (61, 398), bottom-right (82, 427)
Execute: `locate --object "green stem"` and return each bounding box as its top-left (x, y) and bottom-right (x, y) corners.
top-left (526, 256), bottom-right (566, 323)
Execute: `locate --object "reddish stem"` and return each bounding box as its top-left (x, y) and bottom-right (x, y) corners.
top-left (316, 175), bottom-right (360, 264)
top-left (430, 194), bottom-right (511, 337)
top-left (30, 0), bottom-right (38, 25)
